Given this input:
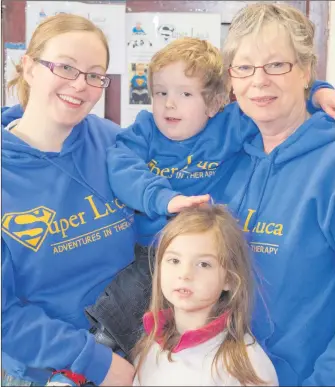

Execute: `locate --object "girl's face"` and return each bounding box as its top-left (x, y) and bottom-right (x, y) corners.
top-left (23, 31), bottom-right (107, 129)
top-left (160, 231), bottom-right (229, 328)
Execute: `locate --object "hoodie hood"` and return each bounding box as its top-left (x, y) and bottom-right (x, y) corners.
top-left (2, 105), bottom-right (85, 165)
top-left (243, 112), bottom-right (335, 164)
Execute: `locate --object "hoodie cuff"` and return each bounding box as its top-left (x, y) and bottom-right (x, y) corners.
top-left (83, 342), bottom-right (113, 385)
top-left (308, 80), bottom-right (334, 114)
top-left (153, 189), bottom-right (181, 216)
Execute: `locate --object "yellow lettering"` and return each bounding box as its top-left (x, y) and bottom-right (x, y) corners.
top-left (160, 168), bottom-right (172, 177)
top-left (85, 195), bottom-right (108, 220)
top-left (115, 198), bottom-right (125, 209)
top-left (77, 212), bottom-right (86, 225)
top-left (148, 159), bottom-right (160, 175)
top-left (208, 162), bottom-right (219, 170)
top-left (106, 203), bottom-right (116, 214)
top-left (59, 218), bottom-right (70, 238)
top-left (265, 223), bottom-right (275, 234)
top-left (197, 161), bottom-right (208, 170)
top-left (254, 222), bottom-right (266, 234)
top-left (243, 209), bottom-right (256, 232)
top-left (69, 215), bottom-right (80, 228)
top-left (273, 224), bottom-right (283, 236)
top-left (48, 221), bottom-right (60, 235)
top-left (171, 167), bottom-right (179, 175)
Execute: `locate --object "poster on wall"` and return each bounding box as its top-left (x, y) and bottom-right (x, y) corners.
top-left (120, 12), bottom-right (221, 128)
top-left (26, 1), bottom-right (126, 75)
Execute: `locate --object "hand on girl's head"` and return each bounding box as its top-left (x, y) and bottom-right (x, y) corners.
top-left (167, 194), bottom-right (211, 214)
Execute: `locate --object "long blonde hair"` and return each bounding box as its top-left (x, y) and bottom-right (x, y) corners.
top-left (7, 13), bottom-right (109, 108)
top-left (133, 204), bottom-right (266, 385)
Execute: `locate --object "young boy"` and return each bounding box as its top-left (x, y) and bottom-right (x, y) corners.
top-left (107, 38), bottom-right (245, 242)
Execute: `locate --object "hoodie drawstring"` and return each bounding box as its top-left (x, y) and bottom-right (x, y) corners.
top-left (41, 154), bottom-right (135, 228)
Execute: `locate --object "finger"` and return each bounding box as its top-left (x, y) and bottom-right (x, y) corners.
top-left (325, 107), bottom-right (335, 119)
top-left (191, 194), bottom-right (211, 203)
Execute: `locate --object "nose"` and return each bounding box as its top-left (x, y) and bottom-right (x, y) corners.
top-left (178, 262), bottom-right (193, 280)
top-left (251, 67), bottom-right (271, 88)
top-left (165, 95), bottom-right (176, 109)
top-left (69, 73), bottom-right (87, 91)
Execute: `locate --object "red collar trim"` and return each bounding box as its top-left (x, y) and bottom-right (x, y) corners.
top-left (143, 309), bottom-right (229, 353)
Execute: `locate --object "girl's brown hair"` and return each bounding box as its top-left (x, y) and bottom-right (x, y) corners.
top-left (133, 204), bottom-right (266, 385)
top-left (8, 13), bottom-right (109, 108)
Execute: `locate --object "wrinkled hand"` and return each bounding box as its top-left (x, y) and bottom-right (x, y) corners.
top-left (167, 194), bottom-right (211, 214)
top-left (100, 353), bottom-right (135, 386)
top-left (314, 88), bottom-right (335, 118)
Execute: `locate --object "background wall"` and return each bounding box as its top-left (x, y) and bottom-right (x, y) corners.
top-left (327, 1), bottom-right (335, 84)
top-left (1, 0), bottom-right (331, 124)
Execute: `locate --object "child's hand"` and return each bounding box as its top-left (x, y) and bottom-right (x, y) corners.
top-left (167, 194), bottom-right (211, 214)
top-left (314, 88), bottom-right (335, 118)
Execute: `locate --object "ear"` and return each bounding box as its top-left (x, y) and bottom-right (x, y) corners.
top-left (299, 63), bottom-right (312, 88)
top-left (207, 93), bottom-right (226, 117)
top-left (21, 55), bottom-right (36, 87)
top-left (222, 281), bottom-right (230, 292)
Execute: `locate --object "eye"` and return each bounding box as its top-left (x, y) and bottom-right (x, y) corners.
top-left (155, 91), bottom-right (167, 96)
top-left (181, 92), bottom-right (192, 97)
top-left (167, 258), bottom-right (180, 264)
top-left (62, 64), bottom-right (74, 72)
top-left (197, 261), bottom-right (211, 268)
top-left (267, 62), bottom-right (285, 69)
top-left (236, 65), bottom-right (253, 72)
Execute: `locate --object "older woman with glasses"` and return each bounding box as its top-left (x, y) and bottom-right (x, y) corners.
top-left (1, 13), bottom-right (138, 387)
top-left (210, 3), bottom-right (335, 386)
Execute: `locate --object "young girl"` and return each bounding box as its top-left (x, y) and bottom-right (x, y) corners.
top-left (132, 204), bottom-right (278, 386)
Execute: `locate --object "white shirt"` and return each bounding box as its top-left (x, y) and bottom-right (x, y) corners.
top-left (133, 332), bottom-right (278, 386)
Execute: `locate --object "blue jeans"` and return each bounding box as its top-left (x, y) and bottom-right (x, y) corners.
top-left (85, 244), bottom-right (153, 355)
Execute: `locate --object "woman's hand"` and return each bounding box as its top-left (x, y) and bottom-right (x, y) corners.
top-left (167, 194), bottom-right (211, 214)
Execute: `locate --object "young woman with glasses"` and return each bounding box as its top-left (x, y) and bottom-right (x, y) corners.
top-left (1, 13), bottom-right (136, 387)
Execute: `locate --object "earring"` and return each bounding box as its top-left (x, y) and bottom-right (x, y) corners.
top-left (305, 84), bottom-right (309, 89)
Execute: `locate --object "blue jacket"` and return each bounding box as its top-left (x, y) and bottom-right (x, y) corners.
top-left (211, 111), bottom-right (335, 386)
top-left (1, 105), bottom-right (136, 384)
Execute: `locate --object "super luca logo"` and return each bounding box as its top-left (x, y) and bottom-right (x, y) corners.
top-left (148, 154), bottom-right (219, 179)
top-left (2, 206), bottom-right (56, 252)
top-left (2, 196), bottom-right (133, 253)
top-left (242, 209), bottom-right (284, 255)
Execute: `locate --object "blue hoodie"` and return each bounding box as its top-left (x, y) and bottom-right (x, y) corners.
top-left (107, 81), bottom-right (332, 245)
top-left (1, 105), bottom-right (136, 384)
top-left (210, 112), bottom-right (335, 386)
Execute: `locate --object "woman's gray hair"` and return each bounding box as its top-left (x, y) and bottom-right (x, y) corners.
top-left (222, 3), bottom-right (317, 94)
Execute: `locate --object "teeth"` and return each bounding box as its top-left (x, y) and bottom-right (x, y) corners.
top-left (59, 94), bottom-right (82, 105)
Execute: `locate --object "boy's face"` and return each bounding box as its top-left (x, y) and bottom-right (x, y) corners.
top-left (136, 63), bottom-right (145, 76)
top-left (152, 61), bottom-right (215, 141)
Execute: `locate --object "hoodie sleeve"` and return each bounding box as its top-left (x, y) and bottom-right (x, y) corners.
top-left (302, 336), bottom-right (335, 386)
top-left (302, 188), bottom-right (335, 386)
top-left (307, 80), bottom-right (334, 115)
top-left (1, 240), bottom-right (112, 385)
top-left (107, 111), bottom-right (181, 219)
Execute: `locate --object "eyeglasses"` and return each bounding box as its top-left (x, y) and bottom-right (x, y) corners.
top-left (35, 59), bottom-right (111, 88)
top-left (228, 62), bottom-right (295, 78)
